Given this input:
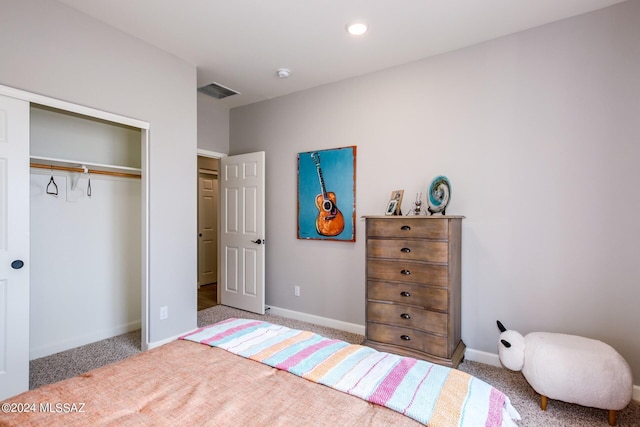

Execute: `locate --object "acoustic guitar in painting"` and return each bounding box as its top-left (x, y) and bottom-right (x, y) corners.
top-left (311, 152), bottom-right (345, 236)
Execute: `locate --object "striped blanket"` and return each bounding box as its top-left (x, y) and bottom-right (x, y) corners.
top-left (181, 318), bottom-right (520, 427)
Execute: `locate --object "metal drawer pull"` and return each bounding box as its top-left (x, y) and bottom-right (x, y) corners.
top-left (400, 247), bottom-right (411, 253)
top-left (400, 291), bottom-right (411, 297)
top-left (400, 269), bottom-right (411, 275)
top-left (400, 313), bottom-right (411, 319)
top-left (400, 225), bottom-right (411, 231)
top-left (400, 335), bottom-right (411, 341)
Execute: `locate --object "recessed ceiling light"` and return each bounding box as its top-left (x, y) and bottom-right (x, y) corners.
top-left (346, 23), bottom-right (368, 36)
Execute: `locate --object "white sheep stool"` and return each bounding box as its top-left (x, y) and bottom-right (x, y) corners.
top-left (497, 321), bottom-right (632, 426)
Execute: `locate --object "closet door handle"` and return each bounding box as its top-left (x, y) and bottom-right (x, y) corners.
top-left (11, 260), bottom-right (24, 270)
top-left (198, 233), bottom-right (203, 237)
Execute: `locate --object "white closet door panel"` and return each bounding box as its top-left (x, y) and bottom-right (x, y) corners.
top-left (0, 95), bottom-right (30, 401)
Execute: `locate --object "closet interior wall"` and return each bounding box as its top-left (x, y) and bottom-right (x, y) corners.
top-left (29, 104), bottom-right (142, 359)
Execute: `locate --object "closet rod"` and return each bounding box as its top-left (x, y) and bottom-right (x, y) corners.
top-left (30, 163), bottom-right (141, 179)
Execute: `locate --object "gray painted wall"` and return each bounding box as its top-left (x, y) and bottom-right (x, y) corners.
top-left (230, 1), bottom-right (640, 382)
top-left (197, 92), bottom-right (229, 154)
top-left (0, 0), bottom-right (197, 344)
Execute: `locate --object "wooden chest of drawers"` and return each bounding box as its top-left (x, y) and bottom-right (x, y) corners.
top-left (362, 216), bottom-right (465, 367)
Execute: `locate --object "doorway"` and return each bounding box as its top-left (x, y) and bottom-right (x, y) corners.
top-left (197, 155), bottom-right (219, 310)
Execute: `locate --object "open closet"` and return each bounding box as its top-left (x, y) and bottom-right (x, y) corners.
top-left (29, 104), bottom-right (143, 359)
top-left (0, 85), bottom-right (149, 400)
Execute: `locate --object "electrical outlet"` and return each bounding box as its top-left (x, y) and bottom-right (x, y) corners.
top-left (160, 306), bottom-right (168, 320)
top-left (294, 286), bottom-right (300, 297)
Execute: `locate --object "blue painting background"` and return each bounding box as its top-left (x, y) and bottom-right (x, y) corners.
top-left (297, 146), bottom-right (355, 241)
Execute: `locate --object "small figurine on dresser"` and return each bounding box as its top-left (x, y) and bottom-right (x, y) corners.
top-left (407, 192), bottom-right (427, 216)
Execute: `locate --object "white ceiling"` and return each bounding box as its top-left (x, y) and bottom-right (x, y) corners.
top-left (58, 0), bottom-right (625, 109)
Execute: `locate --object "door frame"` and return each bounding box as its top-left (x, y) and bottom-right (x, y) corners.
top-left (197, 149), bottom-right (226, 305)
top-left (0, 84), bottom-right (151, 351)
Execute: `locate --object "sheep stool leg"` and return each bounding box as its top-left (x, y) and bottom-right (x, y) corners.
top-left (540, 395), bottom-right (547, 411)
top-left (540, 395), bottom-right (618, 425)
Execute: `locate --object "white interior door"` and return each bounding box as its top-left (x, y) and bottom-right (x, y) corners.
top-left (220, 152), bottom-right (265, 314)
top-left (198, 171), bottom-right (218, 287)
top-left (0, 95), bottom-right (30, 400)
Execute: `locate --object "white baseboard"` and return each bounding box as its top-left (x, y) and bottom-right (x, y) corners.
top-left (30, 320), bottom-right (141, 360)
top-left (462, 347), bottom-right (502, 367)
top-left (267, 306), bottom-right (365, 335)
top-left (147, 332), bottom-right (188, 350)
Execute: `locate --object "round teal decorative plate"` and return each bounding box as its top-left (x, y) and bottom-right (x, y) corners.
top-left (427, 176), bottom-right (451, 215)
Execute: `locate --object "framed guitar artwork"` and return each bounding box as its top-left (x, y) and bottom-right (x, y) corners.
top-left (297, 146), bottom-right (356, 242)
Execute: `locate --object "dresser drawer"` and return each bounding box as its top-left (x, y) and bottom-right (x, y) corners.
top-left (367, 239), bottom-right (448, 263)
top-left (367, 323), bottom-right (448, 358)
top-left (367, 218), bottom-right (448, 240)
top-left (368, 280), bottom-right (448, 311)
top-left (367, 260), bottom-right (448, 287)
top-left (367, 302), bottom-right (447, 335)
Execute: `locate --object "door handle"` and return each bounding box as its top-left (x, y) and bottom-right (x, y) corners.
top-left (11, 260), bottom-right (24, 270)
top-left (198, 233), bottom-right (203, 237)
top-left (251, 239), bottom-right (264, 245)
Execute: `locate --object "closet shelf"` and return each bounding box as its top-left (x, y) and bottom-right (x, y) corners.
top-left (30, 155), bottom-right (141, 179)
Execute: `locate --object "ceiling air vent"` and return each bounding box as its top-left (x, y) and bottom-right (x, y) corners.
top-left (197, 82), bottom-right (239, 99)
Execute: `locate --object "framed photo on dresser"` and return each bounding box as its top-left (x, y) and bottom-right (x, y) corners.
top-left (385, 199), bottom-right (398, 216)
top-left (386, 190), bottom-right (404, 215)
